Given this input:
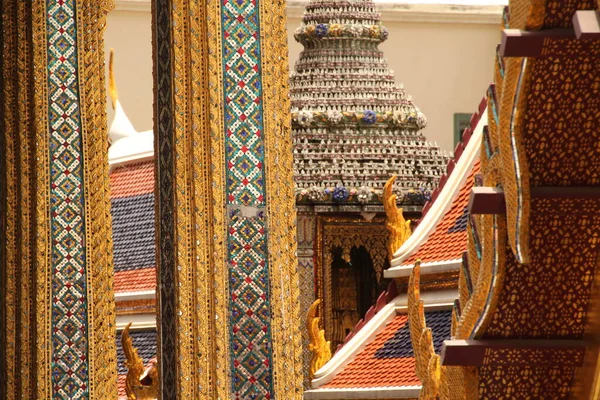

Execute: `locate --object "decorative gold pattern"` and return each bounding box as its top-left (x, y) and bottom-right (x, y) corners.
top-left (307, 299), bottom-right (332, 380)
top-left (260, 0), bottom-right (305, 394)
top-left (152, 0), bottom-right (303, 397)
top-left (77, 1), bottom-right (118, 396)
top-left (412, 1), bottom-right (600, 396)
top-left (122, 323), bottom-right (159, 400)
top-left (542, 0), bottom-right (597, 28)
top-left (152, 1), bottom-right (221, 397)
top-left (205, 0), bottom-right (229, 395)
top-left (384, 176), bottom-right (412, 259)
top-left (2, 2), bottom-right (20, 397)
top-left (407, 261), bottom-right (441, 400)
top-left (478, 365), bottom-right (576, 398)
top-left (497, 57), bottom-right (532, 265)
top-left (485, 197), bottom-right (600, 338)
top-left (16, 1), bottom-right (34, 396)
top-left (1, 1), bottom-right (118, 398)
top-left (481, 347), bottom-right (584, 366)
top-left (297, 211), bottom-right (317, 386)
top-left (32, 1), bottom-right (52, 396)
top-left (523, 41), bottom-right (600, 187)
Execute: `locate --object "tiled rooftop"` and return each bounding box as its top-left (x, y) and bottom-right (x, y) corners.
top-left (110, 161), bottom-right (154, 199)
top-left (322, 310), bottom-right (451, 389)
top-left (402, 161), bottom-right (480, 266)
top-left (110, 161), bottom-right (157, 294)
top-left (112, 192), bottom-right (155, 272)
top-left (114, 267), bottom-right (156, 293)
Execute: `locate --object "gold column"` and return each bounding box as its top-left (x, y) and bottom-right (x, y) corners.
top-left (153, 0), bottom-right (303, 398)
top-left (0, 1), bottom-right (117, 398)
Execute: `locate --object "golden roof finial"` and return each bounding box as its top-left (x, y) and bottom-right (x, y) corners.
top-left (109, 48), bottom-right (118, 110)
top-left (122, 323), bottom-right (159, 400)
top-left (408, 261), bottom-right (441, 399)
top-left (384, 176), bottom-right (412, 259)
top-left (307, 299), bottom-right (332, 380)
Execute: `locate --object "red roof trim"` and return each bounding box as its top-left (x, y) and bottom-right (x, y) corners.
top-left (114, 267), bottom-right (156, 294)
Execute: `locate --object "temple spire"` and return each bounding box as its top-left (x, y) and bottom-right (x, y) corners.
top-left (291, 0), bottom-right (448, 204)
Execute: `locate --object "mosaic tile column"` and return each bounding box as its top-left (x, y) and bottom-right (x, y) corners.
top-left (152, 0), bottom-right (303, 398)
top-left (296, 209), bottom-right (317, 387)
top-left (0, 1), bottom-right (118, 398)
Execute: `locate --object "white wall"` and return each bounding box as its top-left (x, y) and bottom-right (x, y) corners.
top-left (105, 3), bottom-right (503, 152)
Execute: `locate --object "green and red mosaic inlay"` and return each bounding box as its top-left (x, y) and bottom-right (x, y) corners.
top-left (46, 1), bottom-right (90, 398)
top-left (221, 0), bottom-right (274, 398)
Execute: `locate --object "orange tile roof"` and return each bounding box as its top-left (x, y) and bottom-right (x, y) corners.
top-left (324, 314), bottom-right (418, 388)
top-left (402, 161), bottom-right (480, 266)
top-left (114, 267), bottom-right (156, 294)
top-left (322, 310), bottom-right (451, 389)
top-left (110, 161), bottom-right (154, 199)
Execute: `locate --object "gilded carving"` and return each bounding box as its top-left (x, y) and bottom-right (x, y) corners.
top-left (316, 216), bottom-right (389, 343)
top-left (2, 2), bottom-right (19, 396)
top-left (384, 176), bottom-right (412, 259)
top-left (408, 261), bottom-right (441, 399)
top-left (419, 0), bottom-right (600, 397)
top-left (307, 299), bottom-right (332, 380)
top-left (122, 324), bottom-right (159, 400)
top-left (1, 1), bottom-right (118, 397)
top-left (152, 0), bottom-right (303, 398)
top-left (496, 56), bottom-right (532, 266)
top-left (78, 1), bottom-right (119, 395)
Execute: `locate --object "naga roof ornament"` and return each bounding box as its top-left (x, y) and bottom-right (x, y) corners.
top-left (291, 0), bottom-right (449, 205)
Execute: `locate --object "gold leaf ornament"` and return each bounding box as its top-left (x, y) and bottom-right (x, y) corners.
top-left (383, 176), bottom-right (412, 259)
top-left (408, 261), bottom-right (441, 399)
top-left (122, 323), bottom-right (159, 399)
top-left (307, 299), bottom-right (332, 380)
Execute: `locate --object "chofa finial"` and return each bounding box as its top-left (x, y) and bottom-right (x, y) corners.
top-left (107, 49), bottom-right (138, 144)
top-left (384, 176), bottom-right (412, 259)
top-left (122, 323), bottom-right (159, 400)
top-left (307, 299), bottom-right (332, 380)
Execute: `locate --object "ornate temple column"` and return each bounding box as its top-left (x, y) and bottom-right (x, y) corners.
top-left (0, 1), bottom-right (117, 399)
top-left (152, 0), bottom-right (303, 399)
top-left (296, 208), bottom-right (317, 386)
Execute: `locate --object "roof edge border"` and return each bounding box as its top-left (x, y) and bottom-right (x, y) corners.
top-left (115, 290), bottom-right (156, 301)
top-left (385, 258), bottom-right (461, 278)
top-left (304, 386), bottom-right (422, 399)
top-left (390, 100), bottom-right (487, 267)
top-left (311, 299), bottom-right (399, 389)
top-left (116, 313), bottom-right (157, 330)
top-left (108, 150), bottom-right (154, 170)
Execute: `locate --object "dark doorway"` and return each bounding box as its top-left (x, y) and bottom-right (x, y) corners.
top-left (330, 246), bottom-right (389, 349)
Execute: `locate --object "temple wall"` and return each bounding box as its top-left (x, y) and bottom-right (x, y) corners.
top-left (105, 4), bottom-right (501, 152)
